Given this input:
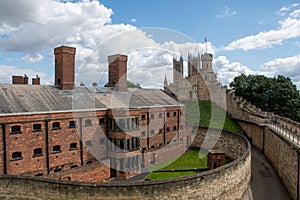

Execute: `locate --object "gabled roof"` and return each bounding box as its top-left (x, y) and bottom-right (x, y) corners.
top-left (0, 84), bottom-right (182, 115)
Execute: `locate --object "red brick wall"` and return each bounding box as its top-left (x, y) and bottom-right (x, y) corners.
top-left (0, 110), bottom-right (108, 177)
top-left (46, 160), bottom-right (110, 182)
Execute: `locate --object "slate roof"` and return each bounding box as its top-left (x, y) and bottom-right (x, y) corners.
top-left (0, 84), bottom-right (182, 115)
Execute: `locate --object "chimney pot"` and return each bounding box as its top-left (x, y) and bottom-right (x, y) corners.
top-left (32, 75), bottom-right (40, 85)
top-left (80, 82), bottom-right (85, 86)
top-left (92, 82), bottom-right (98, 87)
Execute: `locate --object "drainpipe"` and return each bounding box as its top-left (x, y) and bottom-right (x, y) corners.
top-left (1, 123), bottom-right (7, 174)
top-left (45, 120), bottom-right (50, 174)
top-left (79, 118), bottom-right (83, 166)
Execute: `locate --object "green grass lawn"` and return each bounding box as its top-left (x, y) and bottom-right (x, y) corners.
top-left (145, 101), bottom-right (240, 181)
top-left (184, 100), bottom-right (242, 133)
top-left (146, 150), bottom-right (208, 180)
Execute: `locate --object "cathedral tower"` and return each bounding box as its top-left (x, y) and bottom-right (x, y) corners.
top-left (188, 53), bottom-right (200, 77)
top-left (173, 56), bottom-right (184, 86)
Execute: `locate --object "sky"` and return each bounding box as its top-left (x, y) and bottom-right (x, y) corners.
top-left (0, 0), bottom-right (300, 89)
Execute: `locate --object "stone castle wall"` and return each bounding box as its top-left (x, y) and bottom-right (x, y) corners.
top-left (0, 129), bottom-right (250, 200)
top-left (225, 87), bottom-right (300, 199)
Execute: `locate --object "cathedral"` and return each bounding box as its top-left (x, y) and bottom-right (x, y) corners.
top-left (164, 52), bottom-right (219, 101)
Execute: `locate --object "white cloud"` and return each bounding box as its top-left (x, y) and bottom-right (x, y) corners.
top-left (261, 54), bottom-right (300, 88)
top-left (213, 54), bottom-right (300, 89)
top-left (131, 18), bottom-right (137, 23)
top-left (213, 56), bottom-right (275, 86)
top-left (224, 4), bottom-right (300, 51)
top-left (22, 53), bottom-right (44, 63)
top-left (277, 3), bottom-right (299, 16)
top-left (216, 6), bottom-right (237, 19)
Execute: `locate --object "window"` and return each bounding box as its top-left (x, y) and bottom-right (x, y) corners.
top-left (99, 138), bottom-right (106, 144)
top-left (69, 143), bottom-right (77, 150)
top-left (85, 119), bottom-right (92, 126)
top-left (86, 161), bottom-right (93, 165)
top-left (85, 140), bottom-right (92, 147)
top-left (141, 115), bottom-right (146, 120)
top-left (166, 127), bottom-right (170, 132)
top-left (33, 148), bottom-right (43, 157)
top-left (150, 114), bottom-right (155, 119)
top-left (69, 121), bottom-right (76, 128)
top-left (150, 130), bottom-right (154, 135)
top-left (11, 125), bottom-right (21, 134)
top-left (141, 131), bottom-right (146, 137)
top-left (167, 112), bottom-right (170, 117)
top-left (159, 129), bottom-right (163, 134)
top-left (159, 113), bottom-right (163, 118)
top-left (118, 119), bottom-right (125, 130)
top-left (52, 122), bottom-right (60, 130)
top-left (173, 126), bottom-right (177, 131)
top-left (12, 152), bottom-right (22, 160)
top-left (32, 124), bottom-right (42, 132)
top-left (173, 112), bottom-right (177, 117)
top-left (179, 111), bottom-right (182, 116)
top-left (180, 125), bottom-right (183, 130)
top-left (52, 145), bottom-right (61, 153)
top-left (99, 118), bottom-right (105, 125)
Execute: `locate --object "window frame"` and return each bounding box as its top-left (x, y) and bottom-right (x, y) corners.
top-left (84, 119), bottom-right (92, 127)
top-left (10, 125), bottom-right (22, 134)
top-left (33, 148), bottom-right (43, 157)
top-left (52, 145), bottom-right (61, 153)
top-left (99, 118), bottom-right (105, 125)
top-left (69, 143), bottom-right (77, 150)
top-left (85, 140), bottom-right (92, 148)
top-left (32, 124), bottom-right (42, 132)
top-left (69, 120), bottom-right (76, 128)
top-left (52, 122), bottom-right (61, 130)
top-left (12, 152), bottom-right (22, 161)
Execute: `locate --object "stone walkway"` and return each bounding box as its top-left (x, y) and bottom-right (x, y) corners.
top-left (243, 147), bottom-right (290, 200)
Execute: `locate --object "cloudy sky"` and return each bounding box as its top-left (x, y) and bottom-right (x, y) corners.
top-left (0, 0), bottom-right (300, 89)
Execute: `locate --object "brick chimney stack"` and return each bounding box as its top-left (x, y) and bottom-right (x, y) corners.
top-left (12, 75), bottom-right (28, 84)
top-left (108, 54), bottom-right (128, 92)
top-left (54, 45), bottom-right (76, 90)
top-left (32, 75), bottom-right (40, 85)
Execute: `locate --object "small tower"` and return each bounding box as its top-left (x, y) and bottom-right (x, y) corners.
top-left (173, 56), bottom-right (184, 86)
top-left (54, 45), bottom-right (76, 90)
top-left (201, 53), bottom-right (215, 82)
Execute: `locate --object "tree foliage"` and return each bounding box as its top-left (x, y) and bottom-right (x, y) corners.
top-left (230, 74), bottom-right (300, 122)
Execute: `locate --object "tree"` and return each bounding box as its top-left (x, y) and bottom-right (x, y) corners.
top-left (230, 74), bottom-right (300, 122)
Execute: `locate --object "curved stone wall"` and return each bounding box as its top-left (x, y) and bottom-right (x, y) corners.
top-left (0, 129), bottom-right (251, 200)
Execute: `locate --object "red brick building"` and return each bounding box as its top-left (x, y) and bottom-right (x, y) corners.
top-left (0, 46), bottom-right (192, 182)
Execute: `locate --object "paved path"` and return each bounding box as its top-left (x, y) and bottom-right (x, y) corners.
top-left (243, 147), bottom-right (290, 200)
